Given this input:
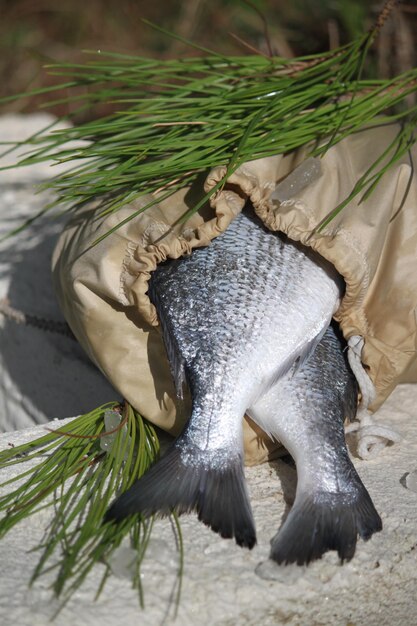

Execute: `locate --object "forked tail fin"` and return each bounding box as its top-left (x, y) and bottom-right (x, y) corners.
top-left (270, 485), bottom-right (382, 565)
top-left (105, 443), bottom-right (257, 549)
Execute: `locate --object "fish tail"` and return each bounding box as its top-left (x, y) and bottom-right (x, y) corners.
top-left (270, 485), bottom-right (382, 565)
top-left (104, 443), bottom-right (257, 549)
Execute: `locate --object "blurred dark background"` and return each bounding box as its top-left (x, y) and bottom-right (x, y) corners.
top-left (1, 0), bottom-right (416, 119)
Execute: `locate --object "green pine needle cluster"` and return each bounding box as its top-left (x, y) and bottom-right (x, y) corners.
top-left (0, 402), bottom-right (182, 613)
top-left (1, 9), bottom-right (416, 241)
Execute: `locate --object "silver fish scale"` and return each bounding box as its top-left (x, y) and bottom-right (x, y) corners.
top-left (108, 209), bottom-right (383, 561)
top-left (247, 324), bottom-right (383, 565)
top-left (149, 209), bottom-right (341, 458)
top-left (109, 210), bottom-right (383, 561)
top-left (249, 325), bottom-right (358, 493)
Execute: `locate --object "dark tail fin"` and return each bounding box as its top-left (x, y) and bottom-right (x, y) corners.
top-left (270, 487), bottom-right (382, 565)
top-left (105, 443), bottom-right (257, 549)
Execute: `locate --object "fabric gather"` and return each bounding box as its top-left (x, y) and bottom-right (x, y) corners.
top-left (52, 123), bottom-right (417, 464)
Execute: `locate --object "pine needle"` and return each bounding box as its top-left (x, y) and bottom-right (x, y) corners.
top-left (0, 402), bottom-right (182, 612)
top-left (0, 2), bottom-right (415, 241)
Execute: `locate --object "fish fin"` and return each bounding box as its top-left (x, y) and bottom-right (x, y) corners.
top-left (292, 322), bottom-right (330, 375)
top-left (270, 488), bottom-right (382, 565)
top-left (104, 443), bottom-right (257, 549)
top-left (344, 373), bottom-right (359, 422)
top-left (258, 321), bottom-right (332, 401)
top-left (162, 329), bottom-right (186, 399)
top-left (330, 321), bottom-right (359, 422)
top-left (148, 284), bottom-right (186, 399)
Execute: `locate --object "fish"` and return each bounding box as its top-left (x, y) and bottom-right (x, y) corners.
top-left (105, 206), bottom-right (381, 561)
top-left (248, 323), bottom-right (382, 564)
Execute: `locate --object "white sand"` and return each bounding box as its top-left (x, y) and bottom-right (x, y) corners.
top-left (0, 114), bottom-right (116, 432)
top-left (1, 389), bottom-right (417, 626)
top-left (0, 115), bottom-right (416, 626)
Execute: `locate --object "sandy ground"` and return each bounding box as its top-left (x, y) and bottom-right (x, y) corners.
top-left (0, 114), bottom-right (416, 625)
top-left (1, 389), bottom-right (417, 626)
top-left (0, 113), bottom-right (117, 432)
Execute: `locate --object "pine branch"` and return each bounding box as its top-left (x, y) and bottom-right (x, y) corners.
top-left (0, 403), bottom-right (182, 612)
top-left (0, 2), bottom-right (414, 241)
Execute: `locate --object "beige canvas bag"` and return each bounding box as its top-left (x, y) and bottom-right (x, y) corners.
top-left (52, 123), bottom-right (417, 464)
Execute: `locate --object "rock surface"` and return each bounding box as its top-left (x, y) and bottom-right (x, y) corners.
top-left (0, 114), bottom-right (416, 625)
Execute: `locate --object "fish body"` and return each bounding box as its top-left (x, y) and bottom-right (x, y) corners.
top-left (106, 208), bottom-right (381, 561)
top-left (248, 324), bottom-right (382, 563)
